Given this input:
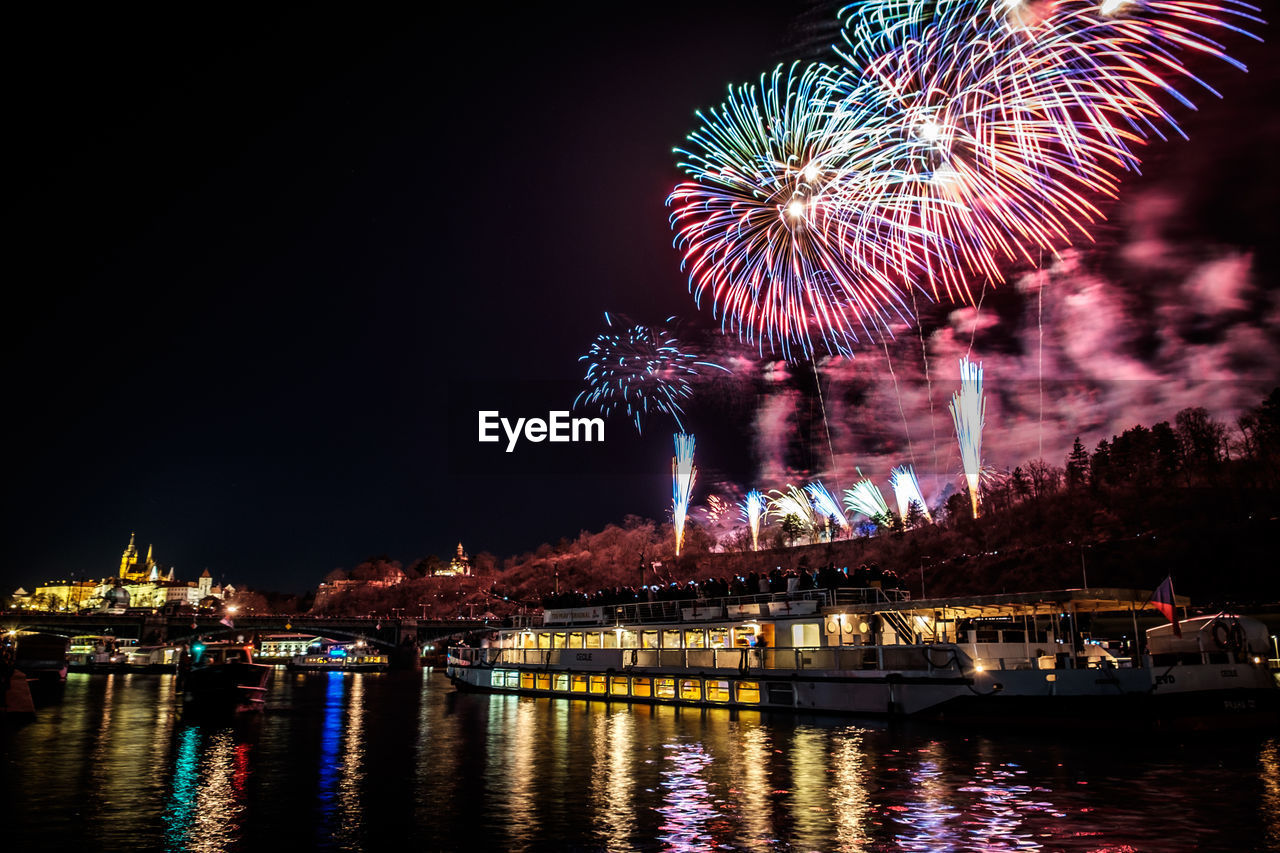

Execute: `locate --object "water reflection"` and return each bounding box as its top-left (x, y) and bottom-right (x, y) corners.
top-left (830, 726), bottom-right (873, 853)
top-left (3, 672), bottom-right (1275, 851)
top-left (656, 738), bottom-right (718, 851)
top-left (1261, 739), bottom-right (1280, 851)
top-left (588, 708), bottom-right (636, 851)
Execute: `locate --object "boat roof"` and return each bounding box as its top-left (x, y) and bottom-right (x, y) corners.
top-left (832, 588), bottom-right (1191, 618)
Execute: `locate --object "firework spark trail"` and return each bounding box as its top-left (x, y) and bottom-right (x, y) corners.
top-left (741, 489), bottom-right (766, 552)
top-left (668, 63), bottom-right (917, 360)
top-left (769, 484), bottom-right (817, 538)
top-left (843, 477), bottom-right (893, 527)
top-left (889, 464), bottom-right (933, 523)
top-left (672, 434), bottom-right (697, 556)
top-left (575, 313), bottom-right (727, 435)
top-left (806, 481), bottom-right (850, 534)
top-left (949, 357), bottom-right (986, 519)
top-left (669, 2), bottom-right (1260, 359)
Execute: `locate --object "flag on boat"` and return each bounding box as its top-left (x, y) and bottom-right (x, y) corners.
top-left (220, 616), bottom-right (235, 629)
top-left (1151, 576), bottom-right (1181, 638)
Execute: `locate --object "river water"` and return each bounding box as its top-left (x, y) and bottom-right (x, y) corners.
top-left (2, 670), bottom-right (1277, 851)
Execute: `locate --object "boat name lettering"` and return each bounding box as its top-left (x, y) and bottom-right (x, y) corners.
top-left (1220, 669), bottom-right (1238, 678)
top-left (576, 652), bottom-right (593, 661)
top-left (1155, 674), bottom-right (1176, 685)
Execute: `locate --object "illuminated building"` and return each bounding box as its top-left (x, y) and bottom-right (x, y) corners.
top-left (441, 542), bottom-right (472, 577)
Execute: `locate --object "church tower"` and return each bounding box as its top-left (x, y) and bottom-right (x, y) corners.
top-left (119, 533), bottom-right (139, 580)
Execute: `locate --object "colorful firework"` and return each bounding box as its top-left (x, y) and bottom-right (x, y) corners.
top-left (888, 464), bottom-right (932, 524)
top-left (668, 62), bottom-right (915, 360)
top-left (769, 484), bottom-right (817, 539)
top-left (668, 2), bottom-right (1260, 354)
top-left (740, 489), bottom-right (766, 551)
top-left (575, 313), bottom-right (726, 434)
top-left (806, 480), bottom-right (850, 532)
top-left (843, 477), bottom-right (893, 527)
top-left (672, 433), bottom-right (697, 556)
top-left (949, 357), bottom-right (986, 519)
top-left (704, 494), bottom-right (731, 524)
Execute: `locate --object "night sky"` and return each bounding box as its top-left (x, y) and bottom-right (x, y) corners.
top-left (5, 3), bottom-right (1276, 595)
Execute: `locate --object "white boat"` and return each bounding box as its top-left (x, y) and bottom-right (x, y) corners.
top-left (447, 587), bottom-right (1279, 729)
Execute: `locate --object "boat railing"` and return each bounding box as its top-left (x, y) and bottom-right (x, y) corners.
top-left (541, 589), bottom-right (855, 627)
top-left (830, 587), bottom-right (912, 606)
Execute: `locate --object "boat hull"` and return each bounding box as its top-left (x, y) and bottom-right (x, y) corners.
top-left (447, 661), bottom-right (1279, 729)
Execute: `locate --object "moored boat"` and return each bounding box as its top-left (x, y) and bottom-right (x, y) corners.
top-left (182, 641), bottom-right (272, 713)
top-left (289, 639), bottom-right (389, 672)
top-left (447, 586), bottom-right (1279, 729)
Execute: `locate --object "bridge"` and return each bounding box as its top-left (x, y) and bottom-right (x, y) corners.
top-left (0, 610), bottom-right (492, 652)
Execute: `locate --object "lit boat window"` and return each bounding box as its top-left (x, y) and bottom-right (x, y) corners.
top-left (553, 673), bottom-right (569, 692)
top-left (589, 675), bottom-right (607, 694)
top-left (706, 680), bottom-right (731, 702)
top-left (680, 679), bottom-right (702, 701)
top-left (535, 673), bottom-right (552, 691)
top-left (683, 629), bottom-right (706, 648)
top-left (571, 674), bottom-right (589, 693)
top-left (520, 672), bottom-right (535, 690)
top-left (610, 676), bottom-right (630, 695)
top-left (632, 677), bottom-right (652, 698)
top-left (737, 681), bottom-right (761, 703)
top-left (662, 629), bottom-right (681, 648)
top-left (655, 677), bottom-right (676, 699)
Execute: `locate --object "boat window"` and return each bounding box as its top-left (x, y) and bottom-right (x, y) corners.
top-left (589, 675), bottom-right (607, 694)
top-left (679, 679), bottom-right (702, 701)
top-left (601, 631), bottom-right (619, 649)
top-left (568, 633), bottom-right (585, 649)
top-left (661, 629), bottom-right (681, 649)
top-left (571, 674), bottom-right (589, 693)
top-left (706, 680), bottom-right (730, 702)
top-left (535, 673), bottom-right (552, 690)
top-left (632, 677), bottom-right (652, 698)
top-left (553, 673), bottom-right (569, 691)
top-left (733, 627), bottom-right (757, 647)
top-left (620, 629), bottom-right (639, 648)
top-left (585, 632), bottom-right (602, 649)
top-left (736, 681), bottom-right (761, 703)
top-left (506, 671), bottom-right (521, 688)
top-left (520, 672), bottom-right (535, 690)
top-left (654, 677), bottom-right (676, 699)
top-left (708, 628), bottom-right (729, 649)
top-left (522, 633), bottom-right (536, 649)
top-left (553, 632), bottom-right (568, 649)
top-left (641, 631), bottom-right (659, 649)
top-left (610, 676), bottom-right (629, 695)
top-left (537, 633), bottom-right (551, 650)
top-left (683, 629), bottom-right (706, 648)
top-left (792, 623), bottom-right (820, 649)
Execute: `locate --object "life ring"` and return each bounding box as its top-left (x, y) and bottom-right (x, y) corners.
top-left (1211, 618), bottom-right (1246, 652)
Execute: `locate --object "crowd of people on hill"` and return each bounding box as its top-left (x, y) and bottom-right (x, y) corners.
top-left (535, 563), bottom-right (904, 611)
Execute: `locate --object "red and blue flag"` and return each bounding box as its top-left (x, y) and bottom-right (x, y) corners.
top-left (1151, 576), bottom-right (1181, 638)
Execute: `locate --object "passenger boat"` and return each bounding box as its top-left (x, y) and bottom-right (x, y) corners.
top-left (289, 640), bottom-right (389, 672)
top-left (447, 586), bottom-right (1279, 729)
top-left (67, 635), bottom-right (136, 671)
top-left (124, 644), bottom-right (182, 672)
top-left (182, 642), bottom-right (272, 713)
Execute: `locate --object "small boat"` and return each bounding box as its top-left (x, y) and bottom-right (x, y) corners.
top-left (13, 632), bottom-right (69, 686)
top-left (289, 640), bottom-right (390, 672)
top-left (67, 635), bottom-right (135, 671)
top-left (182, 642), bottom-right (272, 713)
top-left (447, 586), bottom-right (1279, 730)
top-left (125, 644), bottom-right (182, 673)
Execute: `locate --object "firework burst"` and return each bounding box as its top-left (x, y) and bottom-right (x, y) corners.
top-left (575, 313), bottom-right (726, 435)
top-left (672, 433), bottom-right (697, 556)
top-left (888, 464), bottom-right (932, 524)
top-left (844, 477), bottom-right (893, 527)
top-left (949, 357), bottom-right (986, 519)
top-left (740, 489), bottom-right (766, 551)
top-left (806, 480), bottom-right (850, 533)
top-left (669, 62), bottom-right (916, 360)
top-left (769, 484), bottom-right (817, 540)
